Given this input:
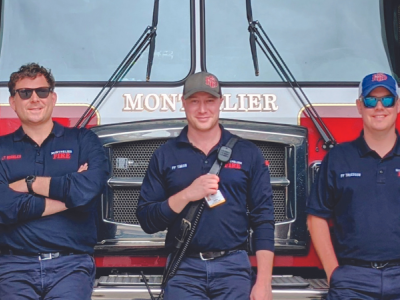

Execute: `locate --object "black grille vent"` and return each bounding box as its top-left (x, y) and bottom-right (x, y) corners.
top-left (109, 138), bottom-right (288, 224)
top-left (112, 187), bottom-right (286, 224)
top-left (111, 139), bottom-right (285, 177)
top-left (112, 140), bottom-right (167, 177)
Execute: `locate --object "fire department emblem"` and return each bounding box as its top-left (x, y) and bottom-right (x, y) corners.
top-left (205, 75), bottom-right (218, 88)
top-left (372, 73), bottom-right (387, 82)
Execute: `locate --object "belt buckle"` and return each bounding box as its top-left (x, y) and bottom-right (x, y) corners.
top-left (371, 261), bottom-right (388, 269)
top-left (39, 253), bottom-right (54, 261)
top-left (199, 252), bottom-right (214, 261)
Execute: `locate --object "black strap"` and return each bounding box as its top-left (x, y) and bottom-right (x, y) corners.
top-left (174, 136), bottom-right (239, 250)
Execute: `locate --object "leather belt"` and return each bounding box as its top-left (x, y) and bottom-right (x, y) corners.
top-left (0, 248), bottom-right (78, 260)
top-left (186, 244), bottom-right (247, 261)
top-left (339, 258), bottom-right (400, 269)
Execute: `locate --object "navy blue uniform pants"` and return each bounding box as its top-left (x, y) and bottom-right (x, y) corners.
top-left (328, 265), bottom-right (400, 299)
top-left (164, 250), bottom-right (253, 300)
top-left (0, 253), bottom-right (95, 300)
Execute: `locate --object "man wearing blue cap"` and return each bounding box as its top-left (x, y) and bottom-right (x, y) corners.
top-left (307, 73), bottom-right (400, 299)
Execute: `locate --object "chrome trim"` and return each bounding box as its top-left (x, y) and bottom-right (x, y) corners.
top-left (96, 233), bottom-right (304, 250)
top-left (107, 176), bottom-right (289, 188)
top-left (93, 119), bottom-right (309, 255)
top-left (309, 161), bottom-right (321, 184)
top-left (271, 177), bottom-right (290, 187)
top-left (100, 127), bottom-right (305, 147)
top-left (91, 288), bottom-right (327, 299)
top-left (108, 177), bottom-right (143, 188)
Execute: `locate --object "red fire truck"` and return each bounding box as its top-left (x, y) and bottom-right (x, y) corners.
top-left (0, 0), bottom-right (399, 299)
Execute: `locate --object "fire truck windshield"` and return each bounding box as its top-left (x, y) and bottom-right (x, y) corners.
top-left (204, 0), bottom-right (392, 82)
top-left (0, 0), bottom-right (191, 82)
top-left (0, 0), bottom-right (396, 83)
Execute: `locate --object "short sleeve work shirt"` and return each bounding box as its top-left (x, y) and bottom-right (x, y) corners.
top-left (306, 133), bottom-right (400, 261)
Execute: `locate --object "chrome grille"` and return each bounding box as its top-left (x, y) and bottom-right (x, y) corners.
top-left (272, 188), bottom-right (286, 221)
top-left (251, 141), bottom-right (285, 177)
top-left (112, 188), bottom-right (140, 224)
top-left (111, 139), bottom-right (285, 177)
top-left (112, 187), bottom-right (286, 224)
top-left (112, 139), bottom-right (168, 177)
top-left (110, 139), bottom-right (287, 224)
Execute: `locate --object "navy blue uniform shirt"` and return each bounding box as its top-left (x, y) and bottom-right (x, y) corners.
top-left (0, 122), bottom-right (109, 254)
top-left (306, 132), bottom-right (400, 261)
top-left (137, 125), bottom-right (274, 253)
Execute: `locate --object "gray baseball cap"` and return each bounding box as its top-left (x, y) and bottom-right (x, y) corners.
top-left (183, 72), bottom-right (222, 99)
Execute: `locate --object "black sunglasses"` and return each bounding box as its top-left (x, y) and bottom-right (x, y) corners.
top-left (14, 87), bottom-right (53, 100)
top-left (362, 96), bottom-right (397, 108)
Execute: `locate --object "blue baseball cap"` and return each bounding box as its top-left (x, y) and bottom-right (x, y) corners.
top-left (359, 73), bottom-right (399, 98)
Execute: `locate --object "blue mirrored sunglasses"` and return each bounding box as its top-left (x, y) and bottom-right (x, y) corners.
top-left (362, 96), bottom-right (397, 108)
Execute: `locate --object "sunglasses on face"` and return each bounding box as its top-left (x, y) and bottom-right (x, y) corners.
top-left (362, 96), bottom-right (397, 108)
top-left (14, 87), bottom-right (53, 100)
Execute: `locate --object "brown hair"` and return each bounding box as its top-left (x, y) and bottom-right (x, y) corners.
top-left (8, 63), bottom-right (55, 96)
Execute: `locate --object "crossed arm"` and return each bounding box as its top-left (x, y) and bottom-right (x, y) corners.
top-left (8, 164), bottom-right (88, 217)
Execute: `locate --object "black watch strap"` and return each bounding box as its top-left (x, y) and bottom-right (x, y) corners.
top-left (25, 175), bottom-right (36, 194)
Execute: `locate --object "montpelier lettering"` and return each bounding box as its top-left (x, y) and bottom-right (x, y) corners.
top-left (122, 93), bottom-right (279, 112)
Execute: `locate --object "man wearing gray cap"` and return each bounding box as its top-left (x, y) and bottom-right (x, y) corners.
top-left (137, 71), bottom-right (274, 299)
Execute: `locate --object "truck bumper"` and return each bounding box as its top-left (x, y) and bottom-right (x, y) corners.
top-left (92, 279), bottom-right (328, 300)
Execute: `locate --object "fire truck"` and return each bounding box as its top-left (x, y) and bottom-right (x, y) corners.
top-left (1, 0), bottom-right (399, 299)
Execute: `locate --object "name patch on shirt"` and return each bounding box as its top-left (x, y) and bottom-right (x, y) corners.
top-left (225, 160), bottom-right (242, 169)
top-left (1, 154), bottom-right (22, 161)
top-left (51, 150), bottom-right (73, 160)
top-left (340, 172), bottom-right (361, 178)
top-left (395, 169), bottom-right (400, 177)
top-left (171, 163), bottom-right (187, 170)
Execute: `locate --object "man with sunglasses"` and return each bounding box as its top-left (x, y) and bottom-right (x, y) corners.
top-left (307, 73), bottom-right (400, 299)
top-left (0, 63), bottom-right (109, 300)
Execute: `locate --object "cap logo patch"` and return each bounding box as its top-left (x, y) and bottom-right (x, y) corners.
top-left (205, 75), bottom-right (218, 88)
top-left (372, 73), bottom-right (387, 82)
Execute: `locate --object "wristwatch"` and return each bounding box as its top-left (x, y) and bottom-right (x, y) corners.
top-left (25, 175), bottom-right (36, 194)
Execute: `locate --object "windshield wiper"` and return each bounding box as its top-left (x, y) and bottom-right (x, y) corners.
top-left (75, 0), bottom-right (159, 128)
top-left (146, 0), bottom-right (159, 81)
top-left (246, 0), bottom-right (336, 150)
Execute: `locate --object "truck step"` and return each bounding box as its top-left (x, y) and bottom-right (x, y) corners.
top-left (272, 275), bottom-right (310, 288)
top-left (98, 275), bottom-right (163, 286)
top-left (98, 275), bottom-right (312, 288)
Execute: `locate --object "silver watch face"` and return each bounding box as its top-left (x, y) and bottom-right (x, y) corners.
top-left (26, 175), bottom-right (36, 182)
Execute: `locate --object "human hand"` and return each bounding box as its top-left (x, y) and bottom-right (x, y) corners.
top-left (183, 174), bottom-right (219, 202)
top-left (250, 282), bottom-right (272, 300)
top-left (327, 265), bottom-right (339, 285)
top-left (77, 163), bottom-right (88, 173)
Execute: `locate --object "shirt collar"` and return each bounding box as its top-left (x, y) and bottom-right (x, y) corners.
top-left (13, 121), bottom-right (65, 142)
top-left (356, 130), bottom-right (400, 157)
top-left (176, 124), bottom-right (233, 149)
